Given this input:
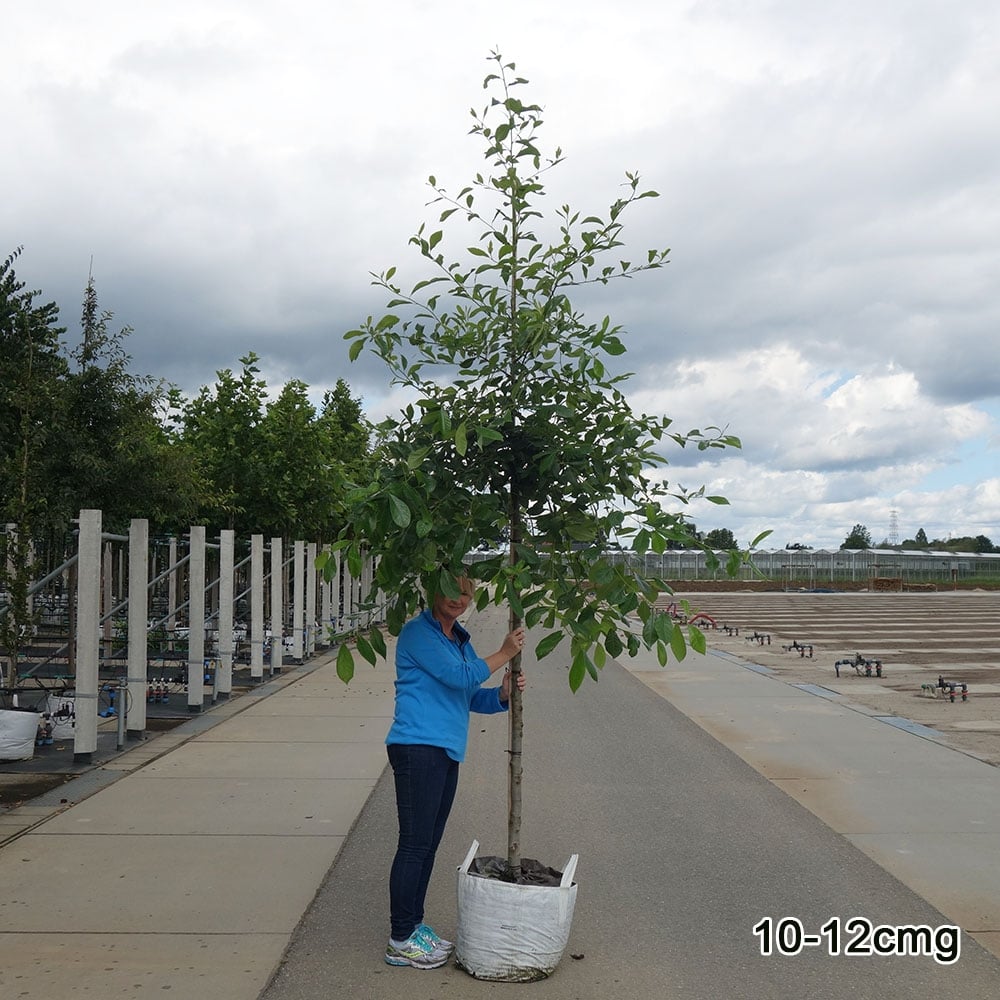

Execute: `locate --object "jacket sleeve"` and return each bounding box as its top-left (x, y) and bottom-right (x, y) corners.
top-left (470, 686), bottom-right (508, 714)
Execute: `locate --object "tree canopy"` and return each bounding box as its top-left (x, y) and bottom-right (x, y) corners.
top-left (841, 523), bottom-right (873, 549)
top-left (704, 527), bottom-right (738, 550)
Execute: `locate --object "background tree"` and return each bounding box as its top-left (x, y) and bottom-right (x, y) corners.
top-left (0, 248), bottom-right (67, 688)
top-left (841, 524), bottom-right (873, 549)
top-left (704, 527), bottom-right (738, 550)
top-left (256, 378), bottom-right (371, 539)
top-left (318, 379), bottom-right (373, 487)
top-left (0, 247), bottom-right (68, 524)
top-left (179, 357), bottom-right (372, 538)
top-left (321, 54), bottom-right (752, 874)
top-left (49, 274), bottom-right (203, 532)
top-left (180, 354), bottom-right (269, 534)
top-left (915, 528), bottom-right (929, 546)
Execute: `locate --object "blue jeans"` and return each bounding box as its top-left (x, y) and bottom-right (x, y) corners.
top-left (387, 743), bottom-right (460, 941)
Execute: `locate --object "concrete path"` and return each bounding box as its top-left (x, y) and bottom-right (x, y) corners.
top-left (3, 604), bottom-right (1000, 998)
top-left (0, 649), bottom-right (398, 999)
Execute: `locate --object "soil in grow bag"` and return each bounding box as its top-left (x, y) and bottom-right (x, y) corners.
top-left (468, 855), bottom-right (566, 886)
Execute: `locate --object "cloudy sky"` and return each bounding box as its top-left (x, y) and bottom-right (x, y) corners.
top-left (5, 0), bottom-right (999, 550)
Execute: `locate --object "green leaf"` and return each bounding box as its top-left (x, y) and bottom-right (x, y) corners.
top-left (604, 629), bottom-right (623, 658)
top-left (689, 626), bottom-right (706, 655)
top-left (348, 339), bottom-right (365, 362)
top-left (476, 425), bottom-right (505, 444)
top-left (406, 447), bottom-right (429, 470)
top-left (369, 626), bottom-right (387, 658)
top-left (356, 634), bottom-right (377, 667)
top-left (535, 631), bottom-right (564, 658)
top-left (568, 652), bottom-right (587, 692)
top-left (593, 643), bottom-right (607, 670)
top-left (654, 612), bottom-right (672, 643)
top-left (670, 625), bottom-right (687, 662)
top-left (347, 545), bottom-right (362, 579)
top-left (506, 581), bottom-right (525, 619)
top-left (336, 643), bottom-right (355, 683)
top-left (388, 493), bottom-right (411, 528)
top-left (455, 422), bottom-right (468, 456)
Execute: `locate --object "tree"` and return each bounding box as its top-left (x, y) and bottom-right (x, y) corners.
top-left (180, 354), bottom-right (270, 534)
top-left (0, 248), bottom-right (68, 523)
top-left (315, 378), bottom-right (374, 535)
top-left (0, 248), bottom-right (67, 688)
top-left (179, 358), bottom-right (373, 539)
top-left (915, 528), bottom-right (928, 546)
top-left (320, 54), bottom-right (753, 874)
top-left (704, 528), bottom-right (738, 550)
top-left (256, 378), bottom-right (366, 539)
top-left (841, 524), bottom-right (873, 549)
top-left (50, 273), bottom-right (202, 533)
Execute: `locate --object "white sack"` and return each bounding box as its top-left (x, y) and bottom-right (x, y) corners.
top-left (454, 839), bottom-right (578, 982)
top-left (0, 708), bottom-right (38, 761)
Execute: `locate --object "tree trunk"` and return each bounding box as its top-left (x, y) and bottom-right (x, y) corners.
top-left (506, 490), bottom-right (523, 875)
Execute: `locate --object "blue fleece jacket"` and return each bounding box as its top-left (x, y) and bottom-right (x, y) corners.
top-left (386, 609), bottom-right (508, 762)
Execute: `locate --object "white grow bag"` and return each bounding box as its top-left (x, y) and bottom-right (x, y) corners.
top-left (454, 839), bottom-right (579, 982)
top-left (0, 708), bottom-right (38, 761)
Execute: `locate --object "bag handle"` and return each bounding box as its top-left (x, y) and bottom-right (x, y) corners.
top-left (459, 839), bottom-right (480, 875)
top-left (560, 854), bottom-right (579, 888)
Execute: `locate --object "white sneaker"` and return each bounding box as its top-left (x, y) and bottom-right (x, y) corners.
top-left (415, 922), bottom-right (454, 953)
top-left (384, 931), bottom-right (449, 969)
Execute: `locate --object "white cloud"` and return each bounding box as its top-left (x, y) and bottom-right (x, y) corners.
top-left (3, 0), bottom-right (999, 549)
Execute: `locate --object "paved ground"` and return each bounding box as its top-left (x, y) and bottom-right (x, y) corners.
top-left (666, 590), bottom-right (1000, 764)
top-left (2, 592), bottom-right (1000, 998)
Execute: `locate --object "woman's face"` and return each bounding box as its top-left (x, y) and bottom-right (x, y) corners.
top-left (432, 576), bottom-right (474, 623)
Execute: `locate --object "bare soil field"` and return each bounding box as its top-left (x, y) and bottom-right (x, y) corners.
top-left (666, 590), bottom-right (1000, 766)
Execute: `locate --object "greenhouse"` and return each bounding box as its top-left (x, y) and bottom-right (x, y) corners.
top-left (599, 547), bottom-right (1000, 589)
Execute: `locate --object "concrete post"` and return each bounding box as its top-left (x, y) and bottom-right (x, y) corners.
top-left (250, 534), bottom-right (264, 682)
top-left (331, 550), bottom-right (341, 634)
top-left (218, 529), bottom-right (234, 698)
top-left (293, 540), bottom-right (305, 662)
top-left (320, 549), bottom-right (332, 647)
top-left (306, 541), bottom-right (317, 658)
top-left (187, 526), bottom-right (206, 712)
top-left (360, 548), bottom-right (371, 628)
top-left (102, 542), bottom-right (113, 662)
top-left (354, 549), bottom-right (363, 627)
top-left (127, 518), bottom-right (149, 738)
top-left (270, 537), bottom-right (282, 675)
top-left (73, 509), bottom-right (102, 762)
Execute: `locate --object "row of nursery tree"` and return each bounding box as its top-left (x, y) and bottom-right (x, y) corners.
top-left (0, 246), bottom-right (374, 544)
top-left (839, 524), bottom-right (996, 553)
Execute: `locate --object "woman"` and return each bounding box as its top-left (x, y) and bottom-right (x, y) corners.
top-left (383, 575), bottom-right (526, 969)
